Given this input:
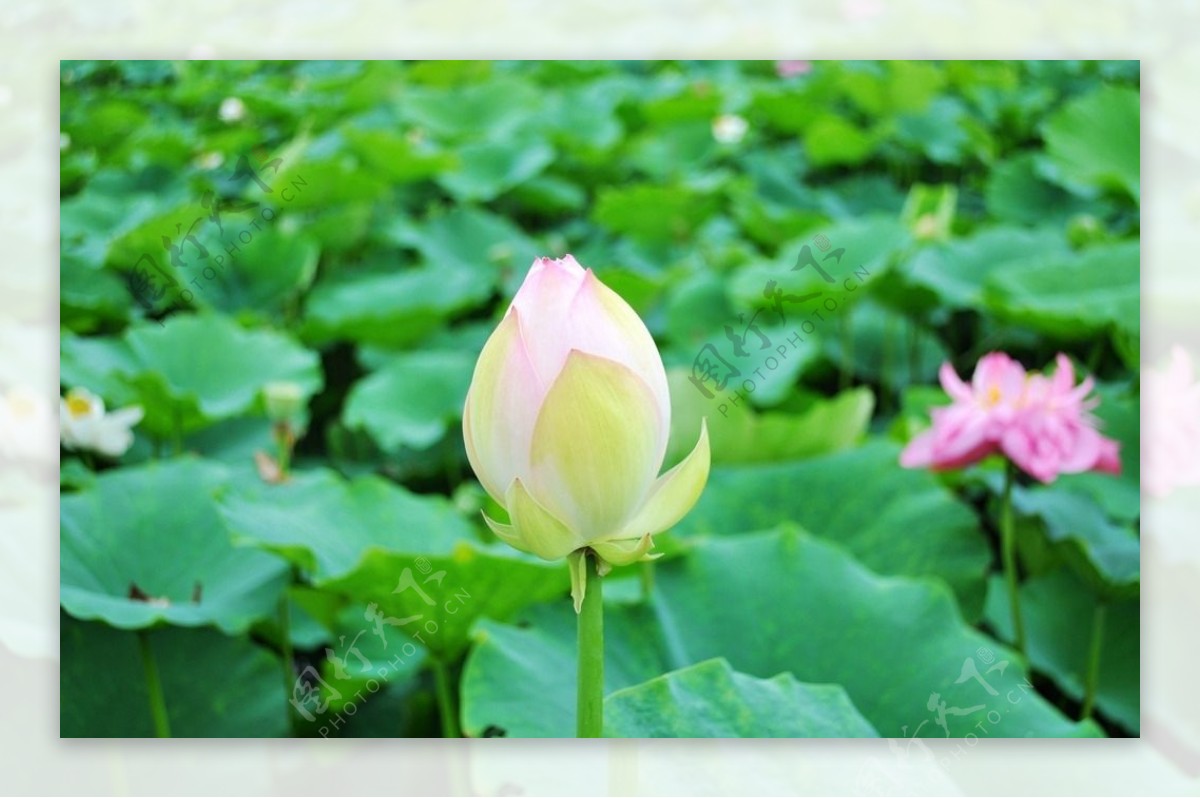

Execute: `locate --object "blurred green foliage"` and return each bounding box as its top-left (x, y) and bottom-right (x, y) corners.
top-left (60, 60), bottom-right (1139, 738)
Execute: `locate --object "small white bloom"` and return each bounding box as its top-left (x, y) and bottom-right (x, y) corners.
top-left (712, 114), bottom-right (749, 145)
top-left (219, 96), bottom-right (246, 123)
top-left (195, 151), bottom-right (225, 170)
top-left (0, 387), bottom-right (55, 464)
top-left (59, 387), bottom-right (143, 458)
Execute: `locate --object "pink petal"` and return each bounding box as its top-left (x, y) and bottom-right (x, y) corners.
top-left (1067, 375), bottom-right (1096, 407)
top-left (935, 439), bottom-right (998, 470)
top-left (1168, 345), bottom-right (1195, 387)
top-left (905, 404), bottom-right (998, 470)
top-left (565, 269), bottom-right (671, 453)
top-left (1002, 426), bottom-right (1046, 481)
top-left (510, 256), bottom-right (588, 384)
top-left (972, 352), bottom-right (1015, 393)
top-left (1059, 424), bottom-right (1103, 474)
top-left (462, 309), bottom-right (547, 503)
top-left (934, 406), bottom-right (991, 464)
top-left (1050, 353), bottom-right (1075, 395)
top-left (900, 429), bottom-right (937, 469)
top-left (938, 361), bottom-right (973, 402)
top-left (996, 358), bottom-right (1028, 401)
top-left (508, 257), bottom-right (670, 460)
top-left (1095, 437), bottom-right (1122, 475)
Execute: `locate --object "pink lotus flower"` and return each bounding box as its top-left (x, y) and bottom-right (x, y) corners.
top-left (901, 352), bottom-right (1121, 483)
top-left (775, 60), bottom-right (812, 78)
top-left (900, 352), bottom-right (1026, 471)
top-left (999, 355), bottom-right (1121, 483)
top-left (1143, 346), bottom-right (1200, 498)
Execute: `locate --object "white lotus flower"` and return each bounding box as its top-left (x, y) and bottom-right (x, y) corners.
top-left (59, 387), bottom-right (143, 458)
top-left (219, 96), bottom-right (246, 123)
top-left (712, 114), bottom-right (749, 144)
top-left (0, 387), bottom-right (55, 464)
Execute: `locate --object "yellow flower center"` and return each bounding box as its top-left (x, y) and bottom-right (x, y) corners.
top-left (66, 391), bottom-right (94, 418)
top-left (9, 393), bottom-right (37, 418)
top-left (983, 384), bottom-right (1002, 407)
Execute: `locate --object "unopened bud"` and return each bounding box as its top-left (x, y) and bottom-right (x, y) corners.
top-left (263, 381), bottom-right (304, 422)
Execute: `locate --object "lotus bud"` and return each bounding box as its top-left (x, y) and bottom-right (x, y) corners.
top-left (262, 381), bottom-right (304, 423)
top-left (463, 255), bottom-right (710, 610)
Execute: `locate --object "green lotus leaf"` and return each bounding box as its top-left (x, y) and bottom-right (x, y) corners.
top-left (60, 458), bottom-right (289, 632)
top-left (604, 658), bottom-right (879, 738)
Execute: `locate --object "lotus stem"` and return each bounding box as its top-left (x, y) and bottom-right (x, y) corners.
top-left (137, 630), bottom-right (171, 738)
top-left (431, 658), bottom-right (461, 738)
top-left (1000, 460), bottom-right (1026, 656)
top-left (278, 590), bottom-right (295, 735)
top-left (1081, 601), bottom-right (1107, 721)
top-left (839, 309), bottom-right (854, 391)
top-left (640, 559), bottom-right (655, 602)
top-left (577, 553), bottom-right (604, 738)
top-left (172, 406), bottom-right (184, 455)
top-left (273, 421), bottom-right (293, 477)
